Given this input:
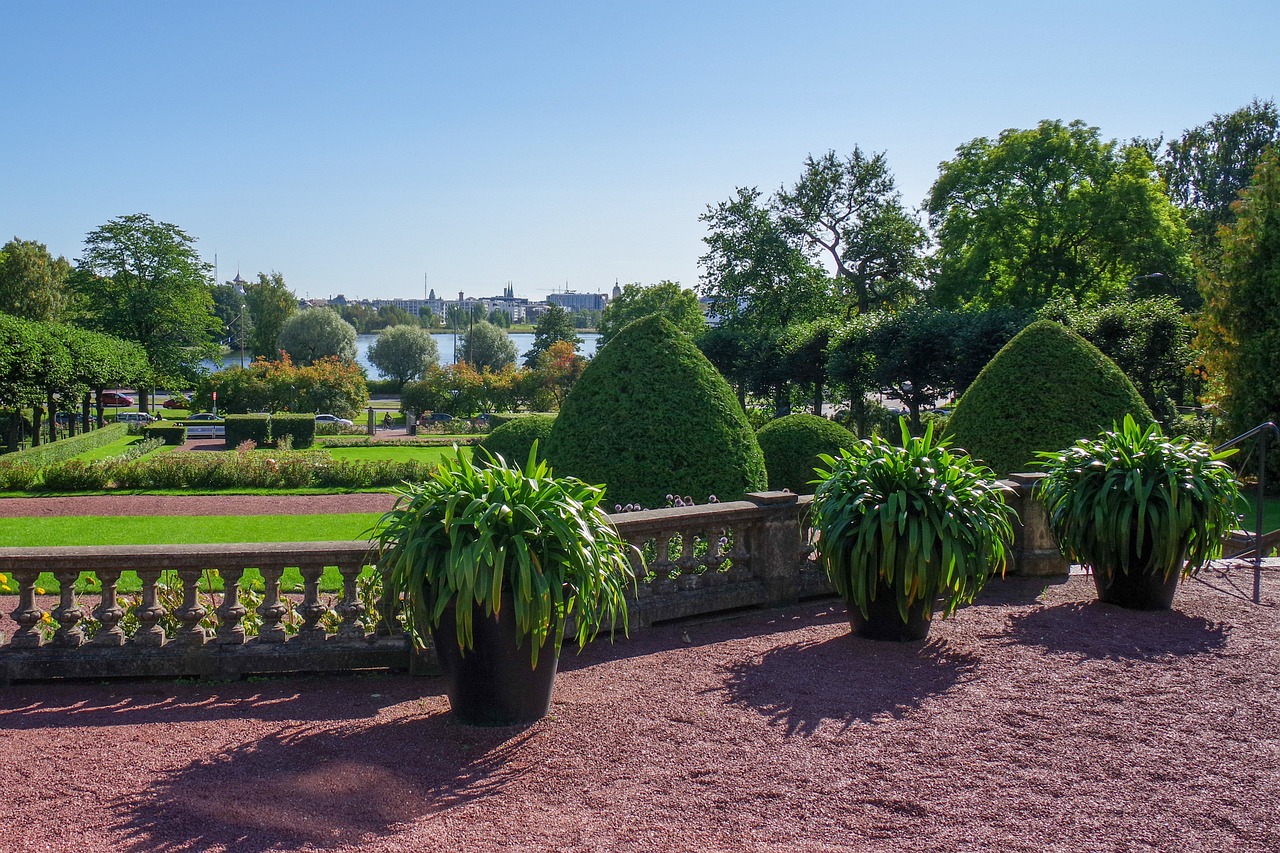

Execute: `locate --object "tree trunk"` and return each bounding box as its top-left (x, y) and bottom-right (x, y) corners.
top-left (47, 393), bottom-right (58, 444)
top-left (31, 407), bottom-right (43, 447)
top-left (812, 381), bottom-right (823, 417)
top-left (139, 387), bottom-right (151, 415)
top-left (773, 385), bottom-right (791, 419)
top-left (81, 393), bottom-right (92, 433)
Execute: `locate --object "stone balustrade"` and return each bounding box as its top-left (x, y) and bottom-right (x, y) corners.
top-left (0, 482), bottom-right (1061, 684)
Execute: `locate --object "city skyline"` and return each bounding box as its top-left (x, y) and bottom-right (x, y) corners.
top-left (4, 2), bottom-right (1277, 301)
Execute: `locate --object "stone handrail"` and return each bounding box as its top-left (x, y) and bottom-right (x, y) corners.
top-left (0, 482), bottom-right (1062, 684)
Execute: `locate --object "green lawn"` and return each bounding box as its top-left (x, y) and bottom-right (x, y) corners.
top-left (1238, 493), bottom-right (1280, 533)
top-left (75, 434), bottom-right (151, 461)
top-left (0, 512), bottom-right (383, 595)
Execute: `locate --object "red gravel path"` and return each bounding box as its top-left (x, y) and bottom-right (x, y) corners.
top-left (2, 566), bottom-right (1278, 852)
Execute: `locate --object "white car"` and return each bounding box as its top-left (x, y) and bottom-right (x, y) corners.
top-left (315, 414), bottom-right (354, 427)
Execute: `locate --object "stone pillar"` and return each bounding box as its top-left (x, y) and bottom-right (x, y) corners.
top-left (1003, 473), bottom-right (1070, 576)
top-left (745, 491), bottom-right (807, 607)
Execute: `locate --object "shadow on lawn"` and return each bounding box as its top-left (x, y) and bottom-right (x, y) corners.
top-left (721, 634), bottom-right (978, 736)
top-left (1007, 600), bottom-right (1229, 661)
top-left (115, 712), bottom-right (533, 852)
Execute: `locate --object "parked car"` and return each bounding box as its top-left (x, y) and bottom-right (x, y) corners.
top-left (162, 396), bottom-right (189, 409)
top-left (428, 412), bottom-right (454, 422)
top-left (315, 414), bottom-right (354, 427)
top-left (116, 412), bottom-right (156, 425)
top-left (100, 391), bottom-right (135, 407)
top-left (186, 412), bottom-right (222, 420)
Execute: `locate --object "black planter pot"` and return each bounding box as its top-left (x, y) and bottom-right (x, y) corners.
top-left (1091, 563), bottom-right (1179, 610)
top-left (431, 593), bottom-right (560, 726)
top-left (848, 584), bottom-right (935, 642)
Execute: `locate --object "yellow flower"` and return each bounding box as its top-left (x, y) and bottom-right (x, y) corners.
top-left (0, 573), bottom-right (8, 584)
top-left (35, 587), bottom-right (46, 595)
top-left (41, 612), bottom-right (53, 624)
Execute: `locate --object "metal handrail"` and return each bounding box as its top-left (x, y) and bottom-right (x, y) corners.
top-left (1215, 422), bottom-right (1279, 603)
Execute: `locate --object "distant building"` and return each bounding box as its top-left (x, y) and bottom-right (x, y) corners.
top-left (548, 291), bottom-right (608, 312)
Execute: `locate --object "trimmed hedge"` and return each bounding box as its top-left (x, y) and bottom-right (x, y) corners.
top-left (272, 414), bottom-right (317, 449)
top-left (488, 412), bottom-right (557, 429)
top-left (0, 423), bottom-right (128, 469)
top-left (756, 414), bottom-right (858, 494)
top-left (224, 414), bottom-right (271, 449)
top-left (479, 414), bottom-right (556, 466)
top-left (546, 314), bottom-right (767, 507)
top-left (944, 320), bottom-right (1154, 476)
top-left (144, 422), bottom-right (187, 446)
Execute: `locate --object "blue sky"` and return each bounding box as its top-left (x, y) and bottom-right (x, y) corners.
top-left (3, 1), bottom-right (1276, 302)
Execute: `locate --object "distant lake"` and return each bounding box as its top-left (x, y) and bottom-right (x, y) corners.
top-left (204, 332), bottom-right (600, 375)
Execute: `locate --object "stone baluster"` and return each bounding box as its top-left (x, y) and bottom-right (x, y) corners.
top-left (297, 564), bottom-right (328, 643)
top-left (134, 569), bottom-right (166, 647)
top-left (335, 561), bottom-right (367, 641)
top-left (651, 534), bottom-right (676, 596)
top-left (51, 570), bottom-right (85, 648)
top-left (216, 567), bottom-right (248, 645)
top-left (624, 536), bottom-right (651, 599)
top-left (256, 565), bottom-right (288, 643)
top-left (703, 529), bottom-right (729, 587)
top-left (91, 569), bottom-right (126, 646)
top-left (675, 530), bottom-right (702, 590)
top-left (174, 568), bottom-right (209, 646)
top-left (726, 522), bottom-right (754, 583)
top-left (9, 570), bottom-right (44, 648)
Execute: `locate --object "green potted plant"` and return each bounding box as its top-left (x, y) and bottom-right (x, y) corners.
top-left (1035, 415), bottom-right (1240, 610)
top-left (373, 445), bottom-right (634, 725)
top-left (810, 420), bottom-right (1016, 641)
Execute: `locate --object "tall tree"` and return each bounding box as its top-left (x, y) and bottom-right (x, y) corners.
top-left (927, 120), bottom-right (1195, 310)
top-left (368, 324), bottom-right (440, 387)
top-left (210, 279), bottom-right (253, 368)
top-left (596, 281), bottom-right (706, 348)
top-left (1160, 99), bottom-right (1280, 244)
top-left (75, 213), bottom-right (220, 411)
top-left (1197, 148), bottom-right (1280, 437)
top-left (277, 307), bottom-right (358, 366)
top-left (523, 303), bottom-right (582, 367)
top-left (774, 149), bottom-right (927, 314)
top-left (0, 238), bottom-right (73, 321)
top-left (460, 320), bottom-right (517, 372)
top-left (244, 271), bottom-right (297, 358)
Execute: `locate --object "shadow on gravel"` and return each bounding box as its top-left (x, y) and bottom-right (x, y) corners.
top-left (1007, 601), bottom-right (1229, 661)
top-left (721, 635), bottom-right (977, 736)
top-left (115, 713), bottom-right (533, 852)
top-left (0, 676), bottom-right (432, 730)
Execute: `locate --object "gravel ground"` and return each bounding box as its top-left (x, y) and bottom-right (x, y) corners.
top-left (2, 565), bottom-right (1278, 852)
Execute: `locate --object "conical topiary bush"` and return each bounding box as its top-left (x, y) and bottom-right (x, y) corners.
top-left (545, 314), bottom-right (767, 508)
top-left (944, 319), bottom-right (1154, 476)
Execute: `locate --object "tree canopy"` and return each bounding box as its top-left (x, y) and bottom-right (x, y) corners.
top-left (75, 213), bottom-right (221, 407)
top-left (597, 281), bottom-right (707, 347)
top-left (368, 324), bottom-right (440, 386)
top-left (459, 320), bottom-right (517, 372)
top-left (0, 238), bottom-right (73, 322)
top-left (277, 307), bottom-right (358, 366)
top-left (522, 303), bottom-right (580, 367)
top-left (244, 271), bottom-right (297, 359)
top-left (927, 120), bottom-right (1195, 310)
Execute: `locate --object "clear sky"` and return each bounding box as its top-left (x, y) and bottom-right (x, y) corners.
top-left (3, 1), bottom-right (1277, 302)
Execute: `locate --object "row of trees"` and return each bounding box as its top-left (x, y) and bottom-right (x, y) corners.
top-left (692, 100), bottom-right (1280, 439)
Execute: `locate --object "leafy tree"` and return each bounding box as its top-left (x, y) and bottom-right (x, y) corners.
top-left (336, 301), bottom-right (375, 334)
top-left (277, 307), bottom-right (358, 366)
top-left (1160, 99), bottom-right (1280, 245)
top-left (193, 354), bottom-right (368, 417)
top-left (699, 186), bottom-right (833, 330)
top-left (596, 281), bottom-right (707, 347)
top-left (1197, 148), bottom-right (1280, 439)
top-left (523, 303), bottom-right (581, 367)
top-left (375, 303), bottom-right (415, 330)
top-left (927, 120), bottom-right (1195, 310)
top-left (0, 238), bottom-right (73, 321)
top-left (244, 271), bottom-right (297, 358)
top-left (75, 213), bottom-right (221, 411)
top-left (459, 320), bottom-right (516, 372)
top-left (368, 324), bottom-right (440, 387)
top-left (773, 149), bottom-right (927, 314)
top-left (530, 339), bottom-right (586, 408)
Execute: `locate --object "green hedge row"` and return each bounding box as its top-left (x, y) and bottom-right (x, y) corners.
top-left (316, 435), bottom-right (484, 448)
top-left (145, 423), bottom-right (188, 446)
top-left (221, 414), bottom-right (316, 450)
top-left (487, 412), bottom-right (557, 429)
top-left (0, 423), bottom-right (128, 469)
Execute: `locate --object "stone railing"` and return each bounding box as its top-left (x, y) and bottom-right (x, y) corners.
top-left (0, 482), bottom-right (1062, 684)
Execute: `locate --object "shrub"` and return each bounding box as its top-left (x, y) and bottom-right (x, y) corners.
top-left (0, 423), bottom-right (128, 469)
top-left (546, 314), bottom-right (767, 507)
top-left (39, 459), bottom-right (113, 491)
top-left (145, 422), bottom-right (187, 446)
top-left (756, 414), bottom-right (858, 494)
top-left (224, 414), bottom-right (271, 449)
top-left (944, 320), bottom-right (1154, 476)
top-left (0, 462), bottom-right (39, 491)
top-left (272, 414), bottom-right (316, 449)
top-left (480, 414), bottom-right (556, 466)
top-left (487, 412), bottom-right (557, 429)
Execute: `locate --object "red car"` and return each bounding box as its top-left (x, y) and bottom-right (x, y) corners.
top-left (162, 397), bottom-right (189, 409)
top-left (100, 391), bottom-right (135, 407)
